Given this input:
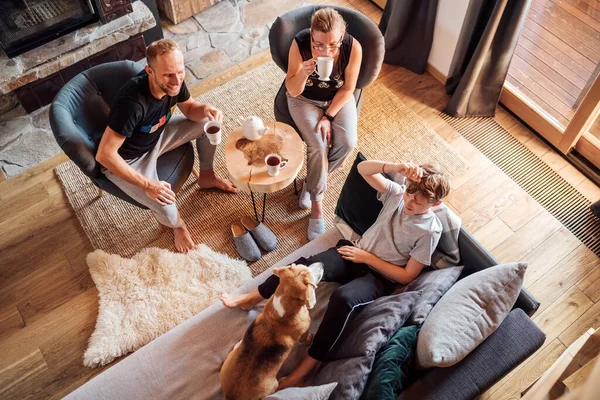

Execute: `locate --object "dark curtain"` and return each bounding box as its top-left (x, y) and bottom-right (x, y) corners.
top-left (378, 0), bottom-right (439, 74)
top-left (445, 0), bottom-right (531, 117)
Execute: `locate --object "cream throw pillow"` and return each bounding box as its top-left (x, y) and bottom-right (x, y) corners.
top-left (416, 262), bottom-right (527, 368)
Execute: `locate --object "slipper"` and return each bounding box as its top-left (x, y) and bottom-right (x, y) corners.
top-left (232, 221), bottom-right (261, 262)
top-left (308, 218), bottom-right (325, 241)
top-left (240, 216), bottom-right (277, 252)
top-left (298, 180), bottom-right (311, 210)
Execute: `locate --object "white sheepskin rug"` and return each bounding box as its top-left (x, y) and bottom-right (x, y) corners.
top-left (83, 244), bottom-right (252, 368)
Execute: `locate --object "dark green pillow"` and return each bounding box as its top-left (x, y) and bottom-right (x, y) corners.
top-left (361, 325), bottom-right (421, 400)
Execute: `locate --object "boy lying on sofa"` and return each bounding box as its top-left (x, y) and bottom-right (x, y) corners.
top-left (221, 159), bottom-right (451, 389)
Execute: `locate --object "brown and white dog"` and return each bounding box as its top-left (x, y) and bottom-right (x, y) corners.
top-left (220, 262), bottom-right (324, 400)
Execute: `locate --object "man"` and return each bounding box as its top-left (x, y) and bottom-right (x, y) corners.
top-left (96, 39), bottom-right (238, 253)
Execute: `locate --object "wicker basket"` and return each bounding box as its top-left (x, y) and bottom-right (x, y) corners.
top-left (156, 0), bottom-right (221, 24)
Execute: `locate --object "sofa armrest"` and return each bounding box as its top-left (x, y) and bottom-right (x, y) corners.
top-left (399, 309), bottom-right (546, 400)
top-left (458, 228), bottom-right (541, 315)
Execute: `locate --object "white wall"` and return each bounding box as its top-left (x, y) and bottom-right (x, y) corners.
top-left (428, 0), bottom-right (471, 76)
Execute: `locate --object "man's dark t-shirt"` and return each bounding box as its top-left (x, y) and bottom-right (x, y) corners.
top-left (107, 70), bottom-right (191, 160)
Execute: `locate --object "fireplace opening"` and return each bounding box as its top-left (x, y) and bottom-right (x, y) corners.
top-left (0, 0), bottom-right (100, 58)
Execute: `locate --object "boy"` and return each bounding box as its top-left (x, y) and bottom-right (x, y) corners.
top-left (221, 159), bottom-right (451, 388)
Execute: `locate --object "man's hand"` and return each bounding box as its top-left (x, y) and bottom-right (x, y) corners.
top-left (144, 180), bottom-right (176, 205)
top-left (337, 246), bottom-right (373, 264)
top-left (203, 104), bottom-right (223, 123)
top-left (316, 117), bottom-right (332, 146)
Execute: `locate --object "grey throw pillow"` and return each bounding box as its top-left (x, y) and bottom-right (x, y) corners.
top-left (262, 382), bottom-right (338, 400)
top-left (393, 266), bottom-right (464, 325)
top-left (416, 262), bottom-right (527, 368)
top-left (311, 291), bottom-right (422, 399)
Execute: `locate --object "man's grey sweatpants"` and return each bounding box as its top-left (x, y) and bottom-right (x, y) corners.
top-left (104, 115), bottom-right (214, 229)
top-left (287, 92), bottom-right (357, 202)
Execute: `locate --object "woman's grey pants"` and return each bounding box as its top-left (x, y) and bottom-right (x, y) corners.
top-left (104, 115), bottom-right (214, 229)
top-left (287, 92), bottom-right (358, 202)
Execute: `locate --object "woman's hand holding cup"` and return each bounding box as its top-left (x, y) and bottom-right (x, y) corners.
top-left (302, 58), bottom-right (317, 77)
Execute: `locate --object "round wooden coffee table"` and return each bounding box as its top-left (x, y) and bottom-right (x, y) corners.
top-left (224, 121), bottom-right (304, 221)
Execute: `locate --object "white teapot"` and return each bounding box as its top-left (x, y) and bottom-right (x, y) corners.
top-left (238, 116), bottom-right (269, 141)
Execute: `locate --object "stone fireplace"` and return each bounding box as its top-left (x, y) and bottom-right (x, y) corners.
top-left (0, 0), bottom-right (103, 58)
top-left (0, 0), bottom-right (157, 179)
top-left (0, 0), bottom-right (156, 114)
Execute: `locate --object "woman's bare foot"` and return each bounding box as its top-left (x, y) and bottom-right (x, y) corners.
top-left (173, 220), bottom-right (194, 253)
top-left (198, 169), bottom-right (240, 193)
top-left (220, 289), bottom-right (264, 310)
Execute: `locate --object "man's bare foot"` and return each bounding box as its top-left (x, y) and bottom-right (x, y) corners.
top-left (220, 289), bottom-right (264, 310)
top-left (173, 220), bottom-right (194, 253)
top-left (198, 170), bottom-right (239, 193)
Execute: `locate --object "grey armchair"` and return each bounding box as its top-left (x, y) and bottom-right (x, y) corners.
top-left (50, 60), bottom-right (195, 208)
top-left (269, 5), bottom-right (385, 135)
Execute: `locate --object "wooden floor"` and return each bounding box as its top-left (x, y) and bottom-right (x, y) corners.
top-left (506, 0), bottom-right (600, 137)
top-left (2, 0), bottom-right (600, 398)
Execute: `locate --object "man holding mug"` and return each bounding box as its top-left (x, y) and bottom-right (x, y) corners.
top-left (95, 39), bottom-right (238, 253)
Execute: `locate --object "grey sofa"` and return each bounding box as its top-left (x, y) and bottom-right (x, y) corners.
top-left (66, 221), bottom-right (544, 400)
top-left (269, 5), bottom-right (385, 135)
top-left (50, 60), bottom-right (195, 209)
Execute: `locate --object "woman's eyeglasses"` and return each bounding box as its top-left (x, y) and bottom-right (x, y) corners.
top-left (311, 36), bottom-right (343, 52)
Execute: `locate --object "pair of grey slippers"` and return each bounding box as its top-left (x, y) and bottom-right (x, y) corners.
top-left (231, 216), bottom-right (277, 262)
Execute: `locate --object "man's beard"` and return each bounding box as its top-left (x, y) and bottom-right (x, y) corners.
top-left (155, 76), bottom-right (180, 96)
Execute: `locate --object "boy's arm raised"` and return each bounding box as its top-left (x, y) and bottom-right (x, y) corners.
top-left (357, 160), bottom-right (423, 193)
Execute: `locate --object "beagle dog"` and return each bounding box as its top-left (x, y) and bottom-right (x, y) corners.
top-left (220, 262), bottom-right (324, 400)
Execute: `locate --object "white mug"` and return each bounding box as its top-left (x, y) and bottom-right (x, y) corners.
top-left (204, 121), bottom-right (222, 145)
top-left (316, 57), bottom-right (334, 81)
top-left (265, 153), bottom-right (288, 177)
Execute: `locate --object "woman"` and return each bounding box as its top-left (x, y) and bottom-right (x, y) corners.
top-left (285, 7), bottom-right (362, 240)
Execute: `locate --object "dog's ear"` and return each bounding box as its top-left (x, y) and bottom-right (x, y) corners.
top-left (305, 283), bottom-right (317, 309)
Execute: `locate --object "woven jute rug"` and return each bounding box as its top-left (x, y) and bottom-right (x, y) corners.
top-left (55, 61), bottom-right (468, 276)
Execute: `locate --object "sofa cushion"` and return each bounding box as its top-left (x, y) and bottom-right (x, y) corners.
top-left (311, 291), bottom-right (422, 399)
top-left (416, 262), bottom-right (527, 369)
top-left (393, 266), bottom-right (464, 325)
top-left (400, 309), bottom-right (546, 400)
top-left (263, 382), bottom-right (338, 400)
top-left (361, 325), bottom-right (421, 400)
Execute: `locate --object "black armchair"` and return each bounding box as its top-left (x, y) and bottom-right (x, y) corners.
top-left (268, 5), bottom-right (385, 135)
top-left (49, 60), bottom-right (195, 208)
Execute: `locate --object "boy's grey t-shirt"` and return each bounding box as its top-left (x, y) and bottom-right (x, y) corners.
top-left (357, 179), bottom-right (442, 267)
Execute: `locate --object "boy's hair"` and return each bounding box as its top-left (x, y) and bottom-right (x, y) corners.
top-left (311, 7), bottom-right (347, 35)
top-left (146, 39), bottom-right (182, 69)
top-left (405, 164), bottom-right (450, 204)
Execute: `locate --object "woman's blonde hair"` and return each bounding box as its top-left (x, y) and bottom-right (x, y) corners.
top-left (310, 8), bottom-right (347, 35)
top-left (146, 39), bottom-right (182, 69)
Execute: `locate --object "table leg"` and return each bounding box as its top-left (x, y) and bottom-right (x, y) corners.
top-left (250, 191), bottom-right (267, 222)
